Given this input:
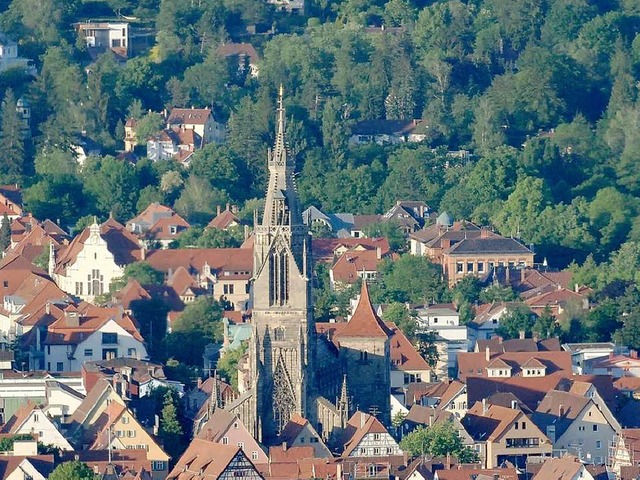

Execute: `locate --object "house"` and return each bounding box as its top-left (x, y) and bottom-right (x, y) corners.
top-left (74, 22), bottom-right (130, 58)
top-left (610, 429), bottom-right (640, 478)
top-left (584, 351), bottom-right (640, 378)
top-left (125, 118), bottom-right (137, 152)
top-left (2, 401), bottom-right (73, 450)
top-left (386, 322), bottom-right (433, 406)
top-left (207, 205), bottom-right (241, 231)
top-left (59, 450), bottom-right (152, 479)
top-left (40, 303), bottom-right (148, 372)
top-left (434, 467), bottom-right (519, 480)
top-left (339, 411), bottom-right (402, 457)
top-left (348, 119), bottom-right (429, 145)
top-left (217, 43), bottom-right (260, 78)
top-left (167, 440), bottom-right (263, 480)
top-left (312, 237), bottom-right (390, 264)
top-left (82, 358), bottom-right (183, 400)
top-left (145, 248), bottom-right (253, 311)
top-left (420, 380), bottom-right (468, 419)
top-left (524, 286), bottom-right (589, 317)
top-left (382, 201), bottom-right (430, 233)
top-left (186, 375), bottom-right (237, 433)
top-left (276, 414), bottom-right (332, 458)
top-left (166, 107), bottom-right (226, 145)
top-left (127, 203), bottom-right (177, 235)
top-left (467, 302), bottom-right (524, 347)
top-left (267, 0), bottom-right (305, 14)
top-left (463, 401), bottom-right (552, 469)
top-left (329, 247), bottom-right (389, 288)
top-left (53, 218), bottom-right (142, 302)
top-left (533, 389), bottom-right (618, 464)
top-left (7, 219), bottom-right (69, 263)
top-left (401, 405), bottom-right (474, 448)
top-left (476, 336), bottom-right (562, 354)
top-left (532, 455), bottom-right (595, 480)
top-left (89, 402), bottom-right (170, 480)
top-left (195, 408), bottom-right (268, 464)
top-left (0, 452), bottom-right (54, 480)
top-left (147, 213), bottom-right (190, 248)
top-left (561, 343), bottom-right (624, 375)
top-left (0, 33), bottom-right (36, 75)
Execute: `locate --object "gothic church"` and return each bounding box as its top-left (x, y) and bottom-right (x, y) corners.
top-left (226, 87), bottom-right (391, 445)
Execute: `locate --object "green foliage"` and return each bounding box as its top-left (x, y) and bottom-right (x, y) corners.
top-left (171, 226), bottom-right (245, 249)
top-left (121, 262), bottom-right (164, 287)
top-left (0, 88), bottom-right (24, 180)
top-left (375, 255), bottom-right (446, 304)
top-left (159, 389), bottom-right (185, 460)
top-left (400, 422), bottom-right (479, 463)
top-left (217, 341), bottom-right (247, 390)
top-left (532, 306), bottom-right (561, 339)
top-left (415, 331), bottom-right (439, 369)
top-left (382, 303), bottom-right (418, 340)
top-left (0, 434), bottom-right (35, 452)
top-left (496, 304), bottom-right (536, 339)
top-left (0, 214), bottom-right (10, 251)
top-left (48, 461), bottom-right (97, 480)
top-left (363, 220), bottom-right (407, 252)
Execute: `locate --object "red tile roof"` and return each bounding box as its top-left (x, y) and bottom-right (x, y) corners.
top-left (148, 213), bottom-right (190, 240)
top-left (340, 411), bottom-right (391, 457)
top-left (386, 322), bottom-right (430, 371)
top-left (312, 237), bottom-right (390, 263)
top-left (335, 282), bottom-right (391, 339)
top-left (207, 209), bottom-right (240, 230)
top-left (167, 108), bottom-right (212, 126)
top-left (331, 249), bottom-right (387, 284)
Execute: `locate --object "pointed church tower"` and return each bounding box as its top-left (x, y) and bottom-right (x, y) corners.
top-left (249, 85), bottom-right (315, 442)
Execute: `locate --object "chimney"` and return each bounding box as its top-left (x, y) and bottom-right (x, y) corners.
top-left (519, 330), bottom-right (525, 340)
top-left (337, 462), bottom-right (343, 480)
top-left (559, 404), bottom-right (564, 417)
top-left (481, 227), bottom-right (490, 238)
top-left (140, 245), bottom-right (146, 260)
top-left (520, 267), bottom-right (525, 283)
top-left (45, 302), bottom-right (51, 315)
top-left (482, 398), bottom-right (488, 414)
top-left (376, 246), bottom-right (382, 260)
top-left (282, 442), bottom-right (287, 451)
top-left (244, 225), bottom-right (250, 241)
top-left (631, 350), bottom-right (638, 359)
top-left (65, 310), bottom-right (79, 328)
top-left (226, 202), bottom-right (230, 211)
top-left (360, 412), bottom-right (366, 428)
top-left (441, 239), bottom-right (451, 249)
top-left (485, 346), bottom-right (491, 362)
top-left (217, 205), bottom-right (221, 216)
top-left (197, 377), bottom-right (202, 389)
top-left (511, 400), bottom-right (518, 410)
top-left (231, 204), bottom-right (239, 214)
top-left (153, 414), bottom-right (160, 436)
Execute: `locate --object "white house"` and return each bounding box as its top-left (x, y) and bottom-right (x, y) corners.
top-left (341, 411), bottom-right (403, 457)
top-left (0, 33), bottom-right (36, 75)
top-left (4, 403), bottom-right (73, 450)
top-left (43, 304), bottom-right (147, 372)
top-left (562, 342), bottom-right (627, 375)
top-left (53, 218), bottom-right (141, 302)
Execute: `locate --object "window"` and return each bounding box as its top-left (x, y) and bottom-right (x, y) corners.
top-left (477, 262), bottom-right (484, 273)
top-left (152, 461), bottom-right (165, 471)
top-left (467, 262), bottom-right (473, 272)
top-left (234, 422), bottom-right (238, 429)
top-left (127, 430), bottom-right (135, 437)
top-left (596, 440), bottom-right (602, 449)
top-left (75, 282), bottom-right (83, 295)
top-left (222, 437), bottom-right (229, 445)
top-left (252, 451), bottom-right (259, 460)
top-left (127, 348), bottom-right (137, 357)
top-left (456, 262), bottom-right (463, 273)
top-left (224, 284), bottom-right (234, 295)
top-left (102, 332), bottom-right (117, 344)
top-left (387, 447), bottom-right (393, 454)
top-left (33, 413), bottom-right (39, 422)
top-left (373, 433), bottom-right (380, 440)
top-left (514, 422), bottom-right (518, 430)
top-left (274, 327), bottom-right (285, 341)
top-left (84, 349), bottom-right (93, 357)
top-left (56, 362), bottom-right (63, 371)
top-left (506, 438), bottom-right (539, 448)
top-left (521, 422), bottom-right (526, 429)
top-left (359, 351), bottom-right (369, 362)
top-left (169, 225), bottom-right (177, 235)
top-left (373, 448), bottom-right (380, 455)
top-left (310, 437), bottom-right (319, 443)
top-left (433, 317), bottom-right (438, 323)
top-left (2, 281), bottom-right (7, 288)
top-left (593, 424), bottom-right (598, 432)
top-left (300, 437), bottom-right (305, 443)
top-left (579, 426), bottom-right (585, 431)
top-left (237, 442), bottom-right (244, 449)
top-left (122, 416), bottom-right (129, 424)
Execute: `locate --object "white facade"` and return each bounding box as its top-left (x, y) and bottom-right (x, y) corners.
top-left (12, 407), bottom-right (73, 450)
top-left (348, 432), bottom-right (403, 457)
top-left (44, 381), bottom-right (85, 418)
top-left (45, 319), bottom-right (147, 372)
top-left (0, 34), bottom-right (35, 75)
top-left (562, 343), bottom-right (626, 374)
top-left (5, 458), bottom-right (48, 480)
top-left (54, 223), bottom-right (126, 302)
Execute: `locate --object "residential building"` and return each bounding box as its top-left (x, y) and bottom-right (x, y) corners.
top-left (435, 467), bottom-right (519, 480)
top-left (610, 429), bottom-right (640, 478)
top-left (125, 118), bottom-right (137, 152)
top-left (339, 411), bottom-right (402, 457)
top-left (59, 450), bottom-right (152, 479)
top-left (277, 414), bottom-right (332, 458)
top-left (167, 440), bottom-right (263, 480)
top-left (267, 0), bottom-right (305, 14)
top-left (75, 22), bottom-right (130, 58)
top-left (467, 302), bottom-right (524, 347)
top-left (127, 203), bottom-right (177, 235)
top-left (0, 33), bottom-right (36, 75)
top-left (381, 201), bottom-right (430, 233)
top-left (166, 107), bottom-right (225, 144)
top-left (584, 351), bottom-right (640, 378)
top-left (348, 119), bottom-right (429, 145)
top-left (53, 218), bottom-right (142, 302)
top-left (207, 205), bottom-right (241, 231)
top-left (533, 389), bottom-right (618, 464)
top-left (2, 401), bottom-right (73, 450)
top-left (40, 303), bottom-right (148, 372)
top-left (195, 408), bottom-right (268, 464)
top-left (145, 247), bottom-right (253, 311)
top-left (0, 452), bottom-right (54, 480)
top-left (464, 401), bottom-right (552, 469)
top-left (312, 237), bottom-right (390, 264)
top-left (329, 247), bottom-right (390, 288)
top-left (532, 455), bottom-right (595, 480)
top-left (562, 343), bottom-right (624, 375)
top-left (90, 402), bottom-right (170, 480)
top-left (217, 43), bottom-right (260, 78)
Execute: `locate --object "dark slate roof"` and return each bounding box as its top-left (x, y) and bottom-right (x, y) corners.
top-left (446, 237), bottom-right (533, 255)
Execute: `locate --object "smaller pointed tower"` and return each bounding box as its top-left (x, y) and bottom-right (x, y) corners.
top-left (48, 240), bottom-right (55, 277)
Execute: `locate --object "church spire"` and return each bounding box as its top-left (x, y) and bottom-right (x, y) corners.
top-left (338, 374), bottom-right (350, 427)
top-left (208, 370), bottom-right (222, 418)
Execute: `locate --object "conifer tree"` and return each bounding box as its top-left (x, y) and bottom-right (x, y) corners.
top-left (0, 89), bottom-right (25, 180)
top-left (159, 390), bottom-right (184, 459)
top-left (0, 214), bottom-right (10, 252)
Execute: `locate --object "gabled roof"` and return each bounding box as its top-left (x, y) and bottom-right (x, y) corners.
top-left (277, 413), bottom-right (309, 445)
top-left (216, 42), bottom-right (260, 62)
top-left (114, 279), bottom-right (152, 310)
top-left (2, 400), bottom-right (37, 433)
top-left (340, 411), bottom-right (393, 457)
top-left (195, 408), bottom-right (239, 442)
top-left (145, 248), bottom-right (252, 277)
top-left (386, 322), bottom-right (430, 371)
top-left (127, 203), bottom-right (176, 231)
top-left (207, 209), bottom-right (240, 230)
top-left (167, 107), bottom-right (212, 126)
top-left (531, 456), bottom-right (584, 480)
top-left (167, 266), bottom-right (201, 297)
top-left (533, 390), bottom-right (592, 439)
top-left (335, 282), bottom-right (391, 339)
top-left (464, 402), bottom-right (521, 442)
top-left (458, 350), bottom-right (572, 381)
top-left (312, 237), bottom-right (390, 263)
top-left (446, 237), bottom-right (533, 255)
top-left (148, 213), bottom-right (190, 240)
top-left (168, 440), bottom-right (259, 480)
top-left (0, 455), bottom-right (55, 480)
top-left (331, 249), bottom-right (387, 284)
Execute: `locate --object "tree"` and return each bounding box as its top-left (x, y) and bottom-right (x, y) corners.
top-left (496, 304), bottom-right (536, 340)
top-left (376, 255), bottom-right (446, 304)
top-left (0, 214), bottom-right (10, 251)
top-left (134, 112), bottom-right (163, 143)
top-left (382, 303), bottom-right (418, 340)
top-left (82, 156), bottom-right (139, 221)
top-left (172, 297), bottom-right (224, 341)
top-left (415, 331), bottom-right (439, 370)
top-left (532, 306), bottom-right (561, 339)
top-left (49, 461), bottom-right (97, 480)
top-left (363, 220), bottom-right (407, 252)
top-left (452, 276), bottom-right (482, 305)
top-left (0, 88), bottom-right (25, 180)
top-left (121, 262), bottom-right (164, 286)
top-left (400, 422), bottom-right (479, 462)
top-left (217, 341), bottom-right (247, 389)
top-left (174, 176), bottom-right (227, 225)
top-left (159, 390), bottom-right (184, 460)
top-left (171, 226), bottom-right (244, 249)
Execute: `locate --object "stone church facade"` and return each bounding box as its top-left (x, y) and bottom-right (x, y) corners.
top-left (226, 87), bottom-right (390, 445)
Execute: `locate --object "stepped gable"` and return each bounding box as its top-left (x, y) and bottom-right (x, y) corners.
top-left (335, 281), bottom-right (391, 339)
